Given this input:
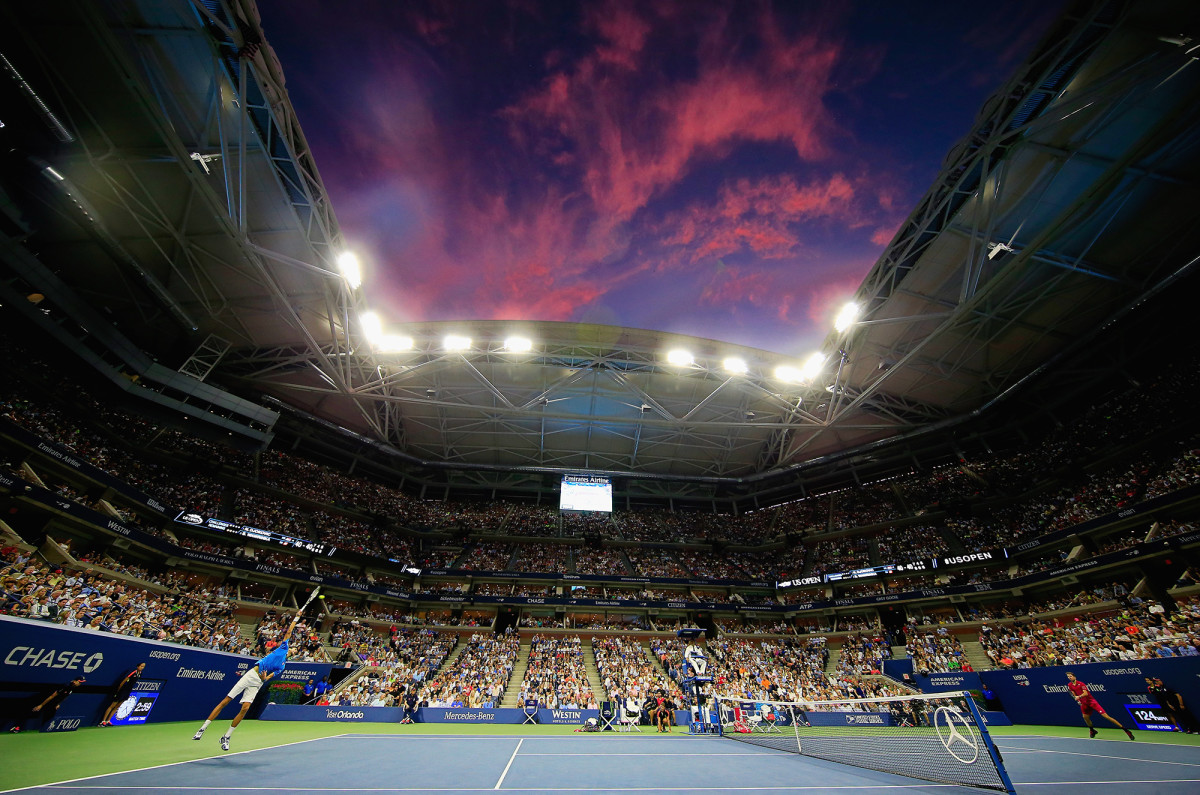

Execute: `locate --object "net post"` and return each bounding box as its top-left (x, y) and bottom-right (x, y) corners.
top-left (962, 692), bottom-right (1016, 795)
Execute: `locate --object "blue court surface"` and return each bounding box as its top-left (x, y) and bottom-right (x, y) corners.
top-left (7, 734), bottom-right (1200, 795)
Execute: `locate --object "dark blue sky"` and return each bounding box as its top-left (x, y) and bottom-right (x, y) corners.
top-left (257, 0), bottom-right (1062, 355)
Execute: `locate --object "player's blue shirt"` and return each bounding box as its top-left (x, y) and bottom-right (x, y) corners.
top-left (257, 640), bottom-right (289, 677)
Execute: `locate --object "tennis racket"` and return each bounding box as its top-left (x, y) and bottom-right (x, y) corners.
top-left (299, 585), bottom-right (321, 612)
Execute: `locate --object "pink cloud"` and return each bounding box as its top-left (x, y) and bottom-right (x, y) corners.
top-left (870, 225), bottom-right (898, 247)
top-left (502, 1), bottom-right (845, 221)
top-left (320, 0), bottom-right (899, 350)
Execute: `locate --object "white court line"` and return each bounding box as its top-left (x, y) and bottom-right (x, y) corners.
top-left (0, 734), bottom-right (347, 795)
top-left (1013, 780), bottom-right (1200, 787)
top-left (328, 739), bottom-right (700, 744)
top-left (494, 738), bottom-right (524, 790)
top-left (37, 785), bottom-right (1200, 792)
top-left (999, 744), bottom-right (1200, 768)
top-left (516, 753), bottom-right (781, 757)
top-left (40, 787), bottom-right (964, 792)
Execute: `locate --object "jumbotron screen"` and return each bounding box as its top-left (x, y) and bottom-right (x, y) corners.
top-left (560, 475), bottom-right (612, 513)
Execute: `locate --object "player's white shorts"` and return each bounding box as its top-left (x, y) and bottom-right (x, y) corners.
top-left (227, 668), bottom-right (264, 704)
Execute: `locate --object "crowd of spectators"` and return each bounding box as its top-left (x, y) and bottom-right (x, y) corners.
top-left (572, 547), bottom-right (629, 576)
top-left (592, 635), bottom-right (681, 705)
top-left (876, 524), bottom-right (951, 563)
top-left (0, 546), bottom-right (254, 655)
top-left (416, 630), bottom-right (519, 707)
top-left (907, 627), bottom-right (971, 675)
top-left (518, 634), bottom-right (597, 709)
top-left (335, 627), bottom-right (457, 706)
top-left (978, 598), bottom-right (1200, 668)
top-left (626, 548), bottom-right (691, 578)
top-left (513, 544), bottom-right (571, 573)
top-left (3, 345), bottom-right (1200, 635)
top-left (835, 632), bottom-right (893, 676)
top-left (459, 542), bottom-right (514, 571)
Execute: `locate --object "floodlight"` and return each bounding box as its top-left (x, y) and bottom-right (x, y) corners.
top-left (774, 365), bottom-right (802, 383)
top-left (337, 252), bottom-right (362, 288)
top-left (444, 334), bottom-right (472, 351)
top-left (723, 357), bottom-right (748, 375)
top-left (503, 336), bottom-right (532, 352)
top-left (360, 311), bottom-right (383, 343)
top-left (834, 301), bottom-right (860, 332)
top-left (666, 349), bottom-right (694, 366)
top-left (799, 352), bottom-right (826, 381)
top-left (376, 334), bottom-right (413, 353)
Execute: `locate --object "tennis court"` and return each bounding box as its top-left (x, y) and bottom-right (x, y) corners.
top-left (6, 732), bottom-right (1200, 795)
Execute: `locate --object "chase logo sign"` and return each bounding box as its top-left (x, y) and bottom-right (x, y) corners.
top-left (4, 647), bottom-right (103, 673)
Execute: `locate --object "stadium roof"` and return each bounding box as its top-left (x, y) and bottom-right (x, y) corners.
top-left (1, 0), bottom-right (1198, 506)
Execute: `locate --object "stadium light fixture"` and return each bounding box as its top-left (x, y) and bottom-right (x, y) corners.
top-left (376, 334), bottom-right (413, 353)
top-left (444, 334), bottom-right (472, 351)
top-left (774, 364), bottom-right (802, 383)
top-left (799, 352), bottom-right (827, 382)
top-left (666, 349), bottom-right (694, 367)
top-left (503, 336), bottom-right (533, 352)
top-left (834, 301), bottom-right (860, 332)
top-left (337, 252), bottom-right (362, 289)
top-left (360, 311), bottom-right (383, 343)
top-left (723, 357), bottom-right (748, 375)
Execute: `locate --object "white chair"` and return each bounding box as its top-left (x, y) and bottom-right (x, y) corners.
top-left (599, 700), bottom-right (618, 731)
top-left (620, 697), bottom-right (643, 732)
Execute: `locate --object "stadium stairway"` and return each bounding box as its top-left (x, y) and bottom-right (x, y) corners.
top-left (960, 639), bottom-right (992, 671)
top-left (499, 636), bottom-right (533, 707)
top-left (583, 638), bottom-right (607, 701)
top-left (643, 639), bottom-right (673, 682)
top-left (325, 665), bottom-right (379, 702)
top-left (824, 646), bottom-right (841, 676)
top-left (863, 673), bottom-right (920, 695)
top-left (434, 634), bottom-right (469, 675)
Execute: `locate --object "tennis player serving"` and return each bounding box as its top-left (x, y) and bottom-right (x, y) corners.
top-left (193, 610), bottom-right (303, 750)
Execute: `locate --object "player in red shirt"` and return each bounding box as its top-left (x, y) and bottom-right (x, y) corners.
top-left (1065, 672), bottom-right (1134, 739)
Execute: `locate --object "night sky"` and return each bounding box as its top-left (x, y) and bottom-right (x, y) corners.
top-left (256, 0), bottom-right (1062, 356)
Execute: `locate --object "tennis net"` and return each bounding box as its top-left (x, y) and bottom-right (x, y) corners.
top-left (712, 691), bottom-right (1014, 793)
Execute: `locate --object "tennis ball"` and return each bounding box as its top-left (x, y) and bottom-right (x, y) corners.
top-left (319, 595), bottom-right (325, 599)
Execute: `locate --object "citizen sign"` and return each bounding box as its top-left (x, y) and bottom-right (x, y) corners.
top-left (5, 647), bottom-right (104, 673)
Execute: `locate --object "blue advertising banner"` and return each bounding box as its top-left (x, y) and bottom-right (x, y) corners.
top-left (915, 672), bottom-right (983, 693)
top-left (0, 616), bottom-right (255, 726)
top-left (41, 715), bottom-right (85, 733)
top-left (416, 707), bottom-right (529, 724)
top-left (0, 617), bottom-right (339, 727)
top-left (537, 708), bottom-right (599, 725)
top-left (260, 704), bottom-right (406, 722)
top-left (980, 658), bottom-right (1200, 727)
